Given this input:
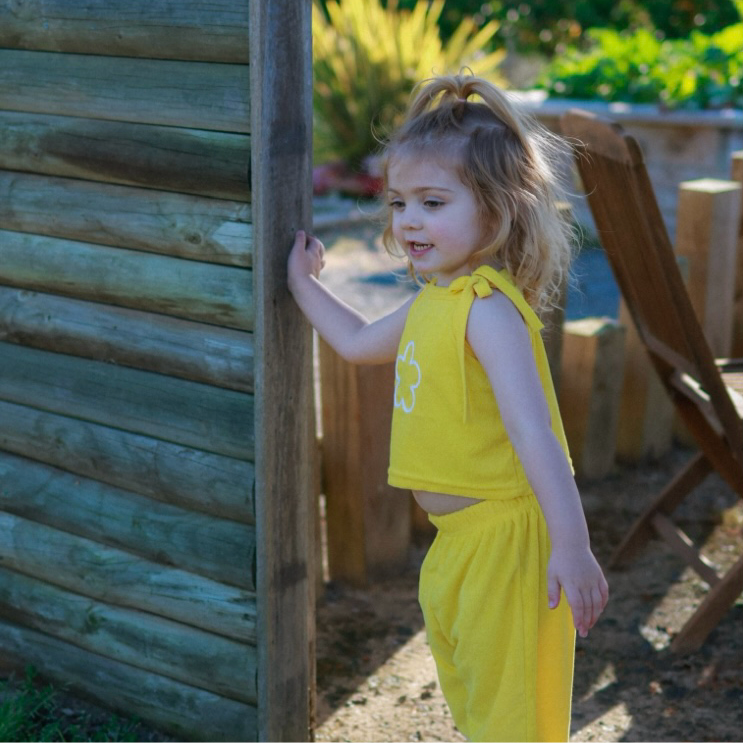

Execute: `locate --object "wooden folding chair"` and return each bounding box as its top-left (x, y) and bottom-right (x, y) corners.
top-left (561, 110), bottom-right (743, 653)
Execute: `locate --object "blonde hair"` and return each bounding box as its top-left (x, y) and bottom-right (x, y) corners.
top-left (381, 73), bottom-right (574, 312)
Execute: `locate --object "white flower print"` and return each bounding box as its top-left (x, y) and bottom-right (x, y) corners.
top-left (394, 341), bottom-right (421, 413)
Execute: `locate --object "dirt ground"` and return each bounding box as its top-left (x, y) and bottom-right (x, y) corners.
top-left (312, 219), bottom-right (743, 743)
top-left (314, 449), bottom-right (743, 743)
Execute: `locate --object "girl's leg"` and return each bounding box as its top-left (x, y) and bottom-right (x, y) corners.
top-left (420, 498), bottom-right (575, 743)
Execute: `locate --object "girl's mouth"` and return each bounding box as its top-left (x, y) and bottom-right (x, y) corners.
top-left (409, 242), bottom-right (433, 256)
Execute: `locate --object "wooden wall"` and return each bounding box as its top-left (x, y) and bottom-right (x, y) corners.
top-left (0, 1), bottom-right (307, 739)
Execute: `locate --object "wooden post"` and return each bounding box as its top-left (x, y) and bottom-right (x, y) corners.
top-left (675, 178), bottom-right (742, 357)
top-left (319, 340), bottom-right (411, 587)
top-left (730, 152), bottom-right (743, 357)
top-left (541, 272), bottom-right (568, 393)
top-left (615, 299), bottom-right (674, 462)
top-left (559, 318), bottom-right (626, 480)
top-left (251, 2), bottom-right (314, 741)
top-left (541, 201), bottom-right (572, 391)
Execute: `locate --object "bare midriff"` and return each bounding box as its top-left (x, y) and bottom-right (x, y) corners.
top-left (413, 490), bottom-right (484, 515)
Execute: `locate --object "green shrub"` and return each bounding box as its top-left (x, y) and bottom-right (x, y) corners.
top-left (312, 0), bottom-right (506, 168)
top-left (537, 23), bottom-right (743, 108)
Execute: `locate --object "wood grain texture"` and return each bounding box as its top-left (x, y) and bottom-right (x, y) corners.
top-left (728, 152), bottom-right (743, 357)
top-left (0, 399), bottom-right (255, 523)
top-left (0, 50), bottom-right (249, 132)
top-left (0, 112), bottom-right (250, 200)
top-left (0, 0), bottom-right (250, 63)
top-left (0, 450), bottom-right (255, 585)
top-left (0, 288), bottom-right (254, 392)
top-left (0, 511), bottom-right (256, 642)
top-left (319, 341), bottom-right (410, 587)
top-left (616, 299), bottom-right (674, 462)
top-left (0, 229), bottom-right (253, 330)
top-left (560, 318), bottom-right (626, 480)
top-left (251, 2), bottom-right (315, 740)
top-left (0, 619), bottom-right (257, 741)
top-left (0, 568), bottom-right (256, 703)
top-left (675, 179), bottom-right (741, 356)
top-left (0, 171), bottom-right (252, 266)
top-left (0, 342), bottom-right (253, 460)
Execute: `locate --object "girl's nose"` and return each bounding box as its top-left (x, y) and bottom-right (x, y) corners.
top-left (399, 206), bottom-right (422, 230)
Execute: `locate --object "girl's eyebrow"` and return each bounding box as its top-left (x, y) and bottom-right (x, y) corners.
top-left (387, 186), bottom-right (455, 194)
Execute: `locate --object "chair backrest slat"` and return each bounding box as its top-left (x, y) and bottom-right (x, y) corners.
top-left (561, 110), bottom-right (742, 453)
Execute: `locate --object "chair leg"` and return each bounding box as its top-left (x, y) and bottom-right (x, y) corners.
top-left (610, 451), bottom-right (712, 567)
top-left (671, 554), bottom-right (743, 653)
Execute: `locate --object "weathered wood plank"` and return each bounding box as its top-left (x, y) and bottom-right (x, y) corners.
top-left (0, 0), bottom-right (250, 63)
top-left (0, 230), bottom-right (253, 330)
top-left (0, 111), bottom-right (250, 200)
top-left (0, 50), bottom-right (249, 132)
top-left (0, 342), bottom-right (253, 460)
top-left (251, 2), bottom-right (314, 740)
top-left (731, 152), bottom-right (743, 357)
top-left (0, 399), bottom-right (254, 523)
top-left (616, 299), bottom-right (674, 462)
top-left (0, 512), bottom-right (256, 641)
top-left (319, 340), bottom-right (410, 586)
top-left (0, 619), bottom-right (257, 741)
top-left (0, 450), bottom-right (254, 585)
top-left (560, 318), bottom-right (626, 480)
top-left (0, 569), bottom-right (256, 703)
top-left (0, 171), bottom-right (252, 266)
top-left (675, 178), bottom-right (741, 356)
top-left (0, 288), bottom-right (254, 393)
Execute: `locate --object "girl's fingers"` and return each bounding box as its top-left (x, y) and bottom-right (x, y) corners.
top-left (547, 574), bottom-right (561, 610)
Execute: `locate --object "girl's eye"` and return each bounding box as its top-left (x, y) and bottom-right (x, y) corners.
top-left (424, 199), bottom-right (444, 208)
top-left (389, 200), bottom-right (404, 210)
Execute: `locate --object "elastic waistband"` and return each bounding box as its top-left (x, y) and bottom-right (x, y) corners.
top-left (428, 494), bottom-right (538, 533)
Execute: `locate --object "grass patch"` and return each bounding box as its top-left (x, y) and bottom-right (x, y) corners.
top-left (0, 667), bottom-right (142, 742)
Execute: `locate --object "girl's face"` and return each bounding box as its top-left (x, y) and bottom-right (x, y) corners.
top-left (387, 155), bottom-right (487, 286)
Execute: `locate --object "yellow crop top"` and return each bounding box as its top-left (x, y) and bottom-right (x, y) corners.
top-left (388, 265), bottom-right (571, 499)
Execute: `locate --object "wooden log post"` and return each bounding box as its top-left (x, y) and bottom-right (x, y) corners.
top-left (674, 178), bottom-right (741, 446)
top-left (541, 201), bottom-right (573, 391)
top-left (251, 2), bottom-right (314, 739)
top-left (559, 318), bottom-right (626, 480)
top-left (615, 299), bottom-right (675, 462)
top-left (675, 178), bottom-right (741, 357)
top-left (541, 272), bottom-right (568, 393)
top-left (319, 339), bottom-right (411, 587)
top-left (730, 152), bottom-right (743, 357)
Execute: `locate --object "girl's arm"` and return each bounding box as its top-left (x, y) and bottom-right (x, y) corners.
top-left (288, 230), bottom-right (413, 364)
top-left (467, 291), bottom-right (609, 638)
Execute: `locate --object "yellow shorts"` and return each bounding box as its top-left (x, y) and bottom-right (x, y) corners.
top-left (420, 495), bottom-right (575, 742)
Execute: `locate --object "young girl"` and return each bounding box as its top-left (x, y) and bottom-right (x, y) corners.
top-left (289, 73), bottom-right (608, 742)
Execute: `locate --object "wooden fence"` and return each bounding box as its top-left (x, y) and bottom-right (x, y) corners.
top-left (0, 1), bottom-right (314, 740)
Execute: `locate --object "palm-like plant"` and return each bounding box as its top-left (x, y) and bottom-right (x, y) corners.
top-left (313, 0), bottom-right (505, 169)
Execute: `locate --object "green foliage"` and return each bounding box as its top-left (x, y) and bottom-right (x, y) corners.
top-left (387, 1), bottom-right (741, 54)
top-left (312, 0), bottom-right (506, 167)
top-left (537, 23), bottom-right (743, 108)
top-left (0, 667), bottom-right (141, 742)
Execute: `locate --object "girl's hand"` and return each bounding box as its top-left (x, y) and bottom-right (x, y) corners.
top-left (547, 546), bottom-right (609, 638)
top-left (288, 230), bottom-right (325, 292)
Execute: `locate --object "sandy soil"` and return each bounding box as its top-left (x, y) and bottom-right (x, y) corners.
top-left (314, 449), bottom-right (743, 743)
top-left (312, 220), bottom-right (743, 743)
